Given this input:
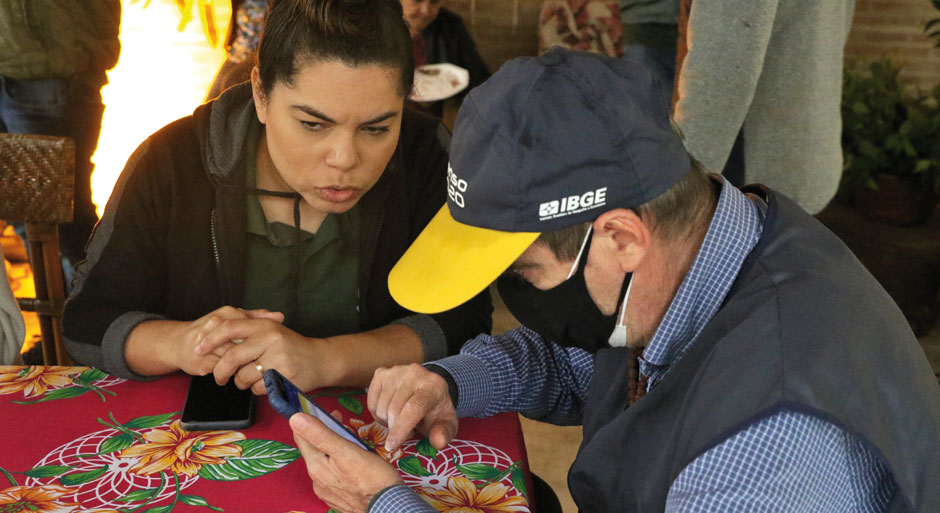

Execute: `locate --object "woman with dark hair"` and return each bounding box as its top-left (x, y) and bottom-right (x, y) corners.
top-left (63, 0), bottom-right (491, 394)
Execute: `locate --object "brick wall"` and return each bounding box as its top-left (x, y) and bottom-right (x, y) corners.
top-left (845, 0), bottom-right (940, 91)
top-left (444, 0), bottom-right (544, 72)
top-left (446, 0), bottom-right (940, 91)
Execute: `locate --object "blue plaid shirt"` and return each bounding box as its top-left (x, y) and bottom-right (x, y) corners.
top-left (370, 179), bottom-right (897, 512)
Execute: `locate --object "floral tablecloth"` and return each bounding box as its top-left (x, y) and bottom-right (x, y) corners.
top-left (0, 366), bottom-right (532, 513)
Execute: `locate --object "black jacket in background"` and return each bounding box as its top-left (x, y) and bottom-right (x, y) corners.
top-left (420, 8), bottom-right (491, 116)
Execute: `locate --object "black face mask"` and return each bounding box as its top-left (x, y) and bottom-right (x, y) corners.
top-left (496, 229), bottom-right (631, 354)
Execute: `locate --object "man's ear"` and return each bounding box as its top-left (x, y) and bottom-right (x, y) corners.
top-left (593, 208), bottom-right (650, 272)
top-left (250, 66), bottom-right (268, 125)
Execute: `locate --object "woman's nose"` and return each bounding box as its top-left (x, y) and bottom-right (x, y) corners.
top-left (325, 132), bottom-right (358, 170)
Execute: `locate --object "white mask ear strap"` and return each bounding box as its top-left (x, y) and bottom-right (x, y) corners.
top-left (617, 277), bottom-right (632, 325)
top-left (608, 274), bottom-right (633, 348)
top-left (566, 224), bottom-right (594, 280)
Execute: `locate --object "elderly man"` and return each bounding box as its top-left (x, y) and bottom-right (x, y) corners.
top-left (286, 48), bottom-right (940, 513)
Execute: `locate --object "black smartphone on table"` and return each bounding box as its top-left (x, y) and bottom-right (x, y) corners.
top-left (263, 369), bottom-right (375, 453)
top-left (180, 374), bottom-right (254, 431)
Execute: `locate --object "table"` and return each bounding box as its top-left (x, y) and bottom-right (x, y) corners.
top-left (0, 366), bottom-right (532, 513)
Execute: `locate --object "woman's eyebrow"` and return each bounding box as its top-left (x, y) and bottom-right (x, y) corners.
top-left (292, 104), bottom-right (335, 122)
top-left (290, 105), bottom-right (398, 126)
top-left (361, 111), bottom-right (399, 125)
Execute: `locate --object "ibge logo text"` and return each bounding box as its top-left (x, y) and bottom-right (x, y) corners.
top-left (538, 187), bottom-right (608, 221)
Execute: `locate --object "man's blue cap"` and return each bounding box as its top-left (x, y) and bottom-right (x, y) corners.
top-left (389, 48), bottom-right (691, 314)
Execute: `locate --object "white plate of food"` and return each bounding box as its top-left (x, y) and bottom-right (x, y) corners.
top-left (410, 63), bottom-right (470, 102)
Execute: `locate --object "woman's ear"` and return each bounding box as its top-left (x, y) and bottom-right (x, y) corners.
top-left (593, 208), bottom-right (650, 272)
top-left (250, 66), bottom-right (268, 124)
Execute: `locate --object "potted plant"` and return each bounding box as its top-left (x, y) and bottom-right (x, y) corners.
top-left (839, 59), bottom-right (940, 225)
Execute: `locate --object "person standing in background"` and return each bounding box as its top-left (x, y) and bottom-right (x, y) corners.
top-left (673, 0), bottom-right (856, 214)
top-left (618, 0), bottom-right (679, 108)
top-left (0, 0), bottom-right (121, 279)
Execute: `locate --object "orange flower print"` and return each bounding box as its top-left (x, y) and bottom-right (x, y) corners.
top-left (0, 484), bottom-right (80, 513)
top-left (119, 420), bottom-right (245, 477)
top-left (0, 366), bottom-right (85, 398)
top-left (348, 419), bottom-right (403, 464)
top-left (419, 476), bottom-right (528, 513)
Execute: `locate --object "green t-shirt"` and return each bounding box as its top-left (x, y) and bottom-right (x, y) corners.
top-left (242, 121), bottom-right (361, 337)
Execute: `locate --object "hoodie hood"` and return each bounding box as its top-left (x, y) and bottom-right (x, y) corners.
top-left (192, 82), bottom-right (259, 184)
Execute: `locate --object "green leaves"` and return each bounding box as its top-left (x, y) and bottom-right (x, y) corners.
top-left (60, 465), bottom-right (109, 486)
top-left (13, 386), bottom-right (88, 404)
top-left (99, 433), bottom-right (136, 455)
top-left (179, 494), bottom-right (224, 510)
top-left (75, 368), bottom-right (108, 385)
top-left (24, 465), bottom-right (74, 478)
top-left (416, 438), bottom-right (438, 460)
top-left (454, 461), bottom-right (503, 481)
top-left (197, 440), bottom-right (299, 481)
top-left (511, 468), bottom-right (528, 499)
top-left (116, 488), bottom-right (160, 503)
top-left (397, 456), bottom-right (433, 477)
top-left (337, 395), bottom-right (363, 415)
top-left (11, 367), bottom-right (114, 405)
top-left (840, 58), bottom-right (940, 200)
top-left (124, 413), bottom-right (179, 430)
top-left (925, 3), bottom-right (940, 48)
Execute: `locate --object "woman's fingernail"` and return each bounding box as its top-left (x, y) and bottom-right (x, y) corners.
top-left (385, 438), bottom-right (398, 452)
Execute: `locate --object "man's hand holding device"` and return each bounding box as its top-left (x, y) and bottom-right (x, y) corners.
top-left (265, 369), bottom-right (403, 513)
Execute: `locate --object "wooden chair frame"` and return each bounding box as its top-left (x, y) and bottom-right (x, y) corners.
top-left (0, 133), bottom-right (75, 365)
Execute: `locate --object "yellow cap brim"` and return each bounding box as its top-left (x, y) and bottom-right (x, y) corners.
top-left (389, 205), bottom-right (540, 314)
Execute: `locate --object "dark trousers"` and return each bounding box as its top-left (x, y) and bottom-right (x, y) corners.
top-left (0, 74), bottom-right (106, 276)
top-left (622, 44), bottom-right (677, 111)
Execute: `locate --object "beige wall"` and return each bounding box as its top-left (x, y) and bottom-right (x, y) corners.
top-left (444, 0), bottom-right (545, 72)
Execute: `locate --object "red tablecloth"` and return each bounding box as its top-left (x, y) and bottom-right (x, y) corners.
top-left (0, 366), bottom-right (532, 513)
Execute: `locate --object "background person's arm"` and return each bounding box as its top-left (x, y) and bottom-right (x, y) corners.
top-left (673, 0), bottom-right (779, 171)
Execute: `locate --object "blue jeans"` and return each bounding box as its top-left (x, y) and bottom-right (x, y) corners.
top-left (0, 74), bottom-right (106, 287)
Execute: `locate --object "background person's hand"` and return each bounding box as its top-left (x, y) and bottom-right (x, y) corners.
top-left (290, 413), bottom-right (404, 513)
top-left (196, 314), bottom-right (330, 395)
top-left (367, 363), bottom-right (458, 452)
